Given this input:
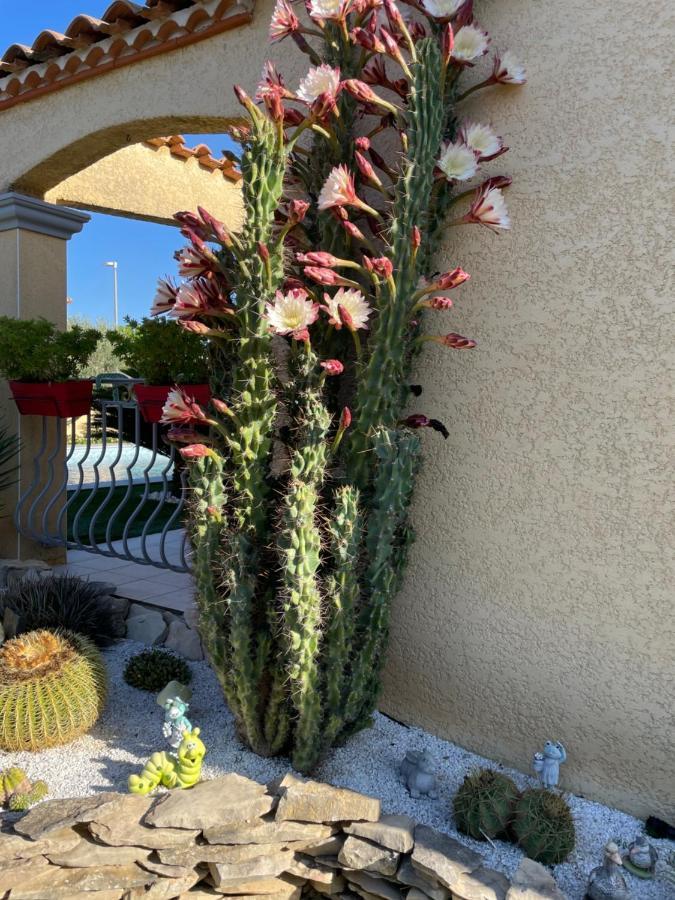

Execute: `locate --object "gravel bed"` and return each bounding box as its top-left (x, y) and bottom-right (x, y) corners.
top-left (2, 641), bottom-right (672, 899)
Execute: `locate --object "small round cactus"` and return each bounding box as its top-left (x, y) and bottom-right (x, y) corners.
top-left (123, 648), bottom-right (192, 693)
top-left (453, 768), bottom-right (520, 841)
top-left (513, 789), bottom-right (576, 864)
top-left (0, 630), bottom-right (107, 751)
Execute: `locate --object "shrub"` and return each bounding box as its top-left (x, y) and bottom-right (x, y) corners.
top-left (107, 317), bottom-right (209, 385)
top-left (123, 648), bottom-right (192, 692)
top-left (2, 574), bottom-right (120, 647)
top-left (0, 317), bottom-right (100, 382)
top-left (454, 769), bottom-right (520, 841)
top-left (512, 789), bottom-right (576, 864)
top-left (0, 630), bottom-right (107, 751)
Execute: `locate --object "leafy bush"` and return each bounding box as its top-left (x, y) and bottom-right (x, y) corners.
top-left (1, 574), bottom-right (120, 647)
top-left (0, 317), bottom-right (100, 381)
top-left (123, 648), bottom-right (192, 692)
top-left (107, 318), bottom-right (209, 385)
top-left (68, 315), bottom-right (126, 378)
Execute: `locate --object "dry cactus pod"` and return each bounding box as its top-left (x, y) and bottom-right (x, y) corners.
top-left (0, 629), bottom-right (107, 751)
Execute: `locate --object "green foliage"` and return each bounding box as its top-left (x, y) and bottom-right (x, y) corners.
top-left (0, 317), bottom-right (100, 382)
top-left (453, 769), bottom-right (521, 841)
top-left (123, 648), bottom-right (192, 692)
top-left (512, 789), bottom-right (576, 864)
top-left (0, 419), bottom-right (19, 511)
top-left (0, 630), bottom-right (107, 751)
top-left (1, 574), bottom-right (120, 647)
top-left (68, 315), bottom-right (125, 377)
top-left (107, 317), bottom-right (209, 385)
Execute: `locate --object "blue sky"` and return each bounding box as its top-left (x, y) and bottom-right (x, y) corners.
top-left (2, 2), bottom-right (235, 325)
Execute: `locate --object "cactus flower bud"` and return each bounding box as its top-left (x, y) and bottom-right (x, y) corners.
top-left (180, 444), bottom-right (216, 460)
top-left (355, 136), bottom-right (371, 151)
top-left (443, 23), bottom-right (454, 63)
top-left (320, 359), bottom-right (345, 376)
top-left (355, 151), bottom-right (383, 187)
top-left (428, 296), bottom-right (454, 309)
top-left (350, 28), bottom-right (386, 53)
top-left (304, 266), bottom-right (358, 287)
top-left (288, 200), bottom-right (310, 224)
top-left (363, 256), bottom-right (394, 278)
top-left (436, 267), bottom-right (470, 289)
top-left (296, 251), bottom-right (341, 267)
top-left (340, 407), bottom-right (352, 429)
top-left (411, 226), bottom-right (422, 250)
top-left (211, 398), bottom-right (233, 416)
top-left (257, 241), bottom-right (270, 261)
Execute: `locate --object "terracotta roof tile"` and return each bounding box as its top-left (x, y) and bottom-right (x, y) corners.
top-left (0, 0), bottom-right (253, 111)
top-left (143, 135), bottom-right (242, 181)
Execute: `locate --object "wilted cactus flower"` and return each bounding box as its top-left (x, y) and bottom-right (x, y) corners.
top-left (437, 141), bottom-right (479, 182)
top-left (318, 165), bottom-right (379, 218)
top-left (269, 0), bottom-right (300, 41)
top-left (320, 359), bottom-right (345, 376)
top-left (419, 0), bottom-right (463, 18)
top-left (492, 51), bottom-right (527, 84)
top-left (160, 388), bottom-right (211, 425)
top-left (452, 24), bottom-right (490, 63)
top-left (297, 65), bottom-right (341, 103)
top-left (265, 289), bottom-right (319, 338)
top-left (462, 183), bottom-right (511, 232)
top-left (322, 289), bottom-right (372, 330)
top-left (460, 122), bottom-right (506, 161)
top-left (401, 414), bottom-right (450, 438)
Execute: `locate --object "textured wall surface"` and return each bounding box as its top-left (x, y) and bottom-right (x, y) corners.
top-left (382, 0), bottom-right (674, 821)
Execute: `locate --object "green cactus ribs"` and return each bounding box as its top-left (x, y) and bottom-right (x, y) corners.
top-left (454, 769), bottom-right (521, 841)
top-left (513, 789), bottom-right (576, 865)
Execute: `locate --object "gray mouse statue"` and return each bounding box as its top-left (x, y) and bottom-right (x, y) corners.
top-left (399, 749), bottom-right (439, 799)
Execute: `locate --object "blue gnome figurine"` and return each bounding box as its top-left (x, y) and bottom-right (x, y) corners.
top-left (156, 680), bottom-right (193, 750)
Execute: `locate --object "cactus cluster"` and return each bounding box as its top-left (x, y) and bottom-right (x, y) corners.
top-left (0, 767), bottom-right (48, 811)
top-left (454, 769), bottom-right (520, 841)
top-left (153, 0), bottom-right (524, 769)
top-left (512, 789), bottom-right (576, 865)
top-left (123, 648), bottom-right (192, 693)
top-left (0, 630), bottom-right (107, 751)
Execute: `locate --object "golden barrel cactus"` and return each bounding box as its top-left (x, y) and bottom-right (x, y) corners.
top-left (0, 629), bottom-right (107, 751)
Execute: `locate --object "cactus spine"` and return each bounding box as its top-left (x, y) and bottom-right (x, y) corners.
top-left (159, 1), bottom-right (520, 770)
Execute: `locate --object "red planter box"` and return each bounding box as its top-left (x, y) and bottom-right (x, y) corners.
top-left (134, 384), bottom-right (211, 424)
top-left (9, 380), bottom-right (93, 417)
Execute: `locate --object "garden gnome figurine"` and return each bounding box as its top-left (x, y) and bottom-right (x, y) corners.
top-left (532, 740), bottom-right (566, 789)
top-left (399, 750), bottom-right (439, 799)
top-left (586, 842), bottom-right (631, 900)
top-left (623, 835), bottom-right (658, 879)
top-left (157, 681), bottom-right (193, 749)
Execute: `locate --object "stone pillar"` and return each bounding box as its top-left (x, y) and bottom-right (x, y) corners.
top-left (0, 193), bottom-right (90, 562)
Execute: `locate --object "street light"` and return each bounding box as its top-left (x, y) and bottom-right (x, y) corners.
top-left (104, 261), bottom-right (119, 328)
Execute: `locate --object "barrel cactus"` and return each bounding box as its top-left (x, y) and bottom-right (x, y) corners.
top-left (454, 769), bottom-right (520, 841)
top-left (152, 0), bottom-right (525, 770)
top-left (513, 789), bottom-right (576, 864)
top-left (123, 648), bottom-right (192, 693)
top-left (0, 630), bottom-right (107, 751)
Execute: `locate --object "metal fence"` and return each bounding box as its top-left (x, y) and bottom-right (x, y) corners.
top-left (14, 376), bottom-right (191, 572)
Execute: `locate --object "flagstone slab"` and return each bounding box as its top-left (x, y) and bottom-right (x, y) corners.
top-left (343, 815), bottom-right (415, 854)
top-left (209, 875), bottom-right (302, 897)
top-left (275, 775), bottom-right (380, 824)
top-left (338, 836), bottom-right (399, 876)
top-left (451, 866), bottom-right (511, 900)
top-left (346, 870), bottom-right (405, 900)
top-left (158, 842), bottom-right (300, 868)
top-left (0, 825), bottom-right (81, 862)
top-left (411, 825), bottom-right (483, 891)
top-left (208, 850), bottom-right (298, 887)
top-left (12, 792), bottom-right (121, 839)
top-left (0, 855), bottom-right (51, 893)
top-left (47, 835), bottom-right (152, 868)
top-left (506, 859), bottom-right (567, 900)
top-left (204, 820), bottom-right (334, 847)
top-left (7, 862), bottom-right (156, 898)
top-left (146, 774), bottom-right (275, 831)
top-left (87, 794), bottom-right (200, 849)
top-left (396, 857), bottom-right (450, 900)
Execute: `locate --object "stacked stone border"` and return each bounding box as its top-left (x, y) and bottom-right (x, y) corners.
top-left (1, 773), bottom-right (565, 899)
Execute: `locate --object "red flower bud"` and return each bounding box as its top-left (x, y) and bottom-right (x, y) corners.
top-left (257, 241), bottom-right (270, 261)
top-left (443, 23), bottom-right (454, 64)
top-left (363, 256), bottom-right (394, 278)
top-left (342, 220), bottom-right (367, 241)
top-left (180, 444), bottom-right (215, 460)
top-left (339, 407), bottom-right (352, 430)
top-left (436, 267), bottom-right (470, 290)
top-left (436, 332), bottom-right (476, 349)
top-left (355, 136), bottom-right (371, 151)
top-left (429, 296), bottom-right (453, 309)
top-left (211, 398), bottom-right (231, 416)
top-left (320, 359), bottom-right (345, 376)
top-left (288, 199), bottom-right (310, 224)
top-left (304, 266), bottom-right (354, 286)
top-left (411, 226), bottom-right (422, 250)
top-left (342, 79), bottom-right (379, 104)
top-left (355, 151), bottom-right (382, 187)
top-left (337, 304), bottom-right (355, 331)
top-left (296, 251), bottom-right (341, 267)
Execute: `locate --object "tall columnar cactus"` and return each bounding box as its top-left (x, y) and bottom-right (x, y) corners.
top-left (154, 0), bottom-right (525, 770)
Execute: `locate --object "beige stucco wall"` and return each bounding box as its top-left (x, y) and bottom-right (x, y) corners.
top-left (0, 0), bottom-right (671, 820)
top-left (45, 144), bottom-right (244, 228)
top-left (381, 0), bottom-right (674, 822)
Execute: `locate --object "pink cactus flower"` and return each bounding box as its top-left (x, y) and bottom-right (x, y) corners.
top-left (160, 388), bottom-right (211, 426)
top-left (269, 0), bottom-right (300, 41)
top-left (420, 0), bottom-right (463, 18)
top-left (320, 359), bottom-right (345, 376)
top-left (322, 288), bottom-right (372, 330)
top-left (318, 165), bottom-right (358, 210)
top-left (462, 183), bottom-right (511, 232)
top-left (150, 277), bottom-right (178, 316)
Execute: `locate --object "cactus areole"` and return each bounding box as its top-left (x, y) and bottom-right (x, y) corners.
top-left (153, 0), bottom-right (525, 771)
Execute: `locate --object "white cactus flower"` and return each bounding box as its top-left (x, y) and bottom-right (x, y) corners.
top-left (452, 24), bottom-right (490, 62)
top-left (297, 65), bottom-right (341, 103)
top-left (437, 141), bottom-right (479, 182)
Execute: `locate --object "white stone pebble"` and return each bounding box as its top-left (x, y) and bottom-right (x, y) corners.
top-left (1, 640), bottom-right (672, 900)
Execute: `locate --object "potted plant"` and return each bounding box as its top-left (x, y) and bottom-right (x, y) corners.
top-left (107, 318), bottom-right (210, 422)
top-left (0, 318), bottom-right (100, 417)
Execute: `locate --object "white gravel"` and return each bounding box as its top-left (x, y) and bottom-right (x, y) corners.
top-left (2, 641), bottom-right (672, 899)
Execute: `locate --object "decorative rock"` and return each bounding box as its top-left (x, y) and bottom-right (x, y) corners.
top-left (347, 870), bottom-right (405, 900)
top-left (339, 836), bottom-right (399, 876)
top-left (411, 825), bottom-right (483, 892)
top-left (106, 594), bottom-right (130, 638)
top-left (165, 618), bottom-right (204, 660)
top-left (204, 820), bottom-right (334, 847)
top-left (286, 856), bottom-right (344, 885)
top-left (7, 861), bottom-right (156, 898)
top-left (344, 815), bottom-right (415, 854)
top-left (126, 608), bottom-right (168, 645)
top-left (87, 581), bottom-right (119, 596)
top-left (146, 774), bottom-right (276, 831)
top-left (507, 858), bottom-right (567, 900)
top-left (87, 794), bottom-right (200, 849)
top-left (2, 605), bottom-right (21, 640)
top-left (158, 842), bottom-right (299, 868)
top-left (275, 774), bottom-right (380, 824)
top-left (142, 866), bottom-right (205, 899)
top-left (302, 836), bottom-right (346, 858)
top-left (208, 850), bottom-right (297, 886)
top-left (451, 866), bottom-right (511, 900)
top-left (12, 792), bottom-right (121, 839)
top-left (47, 835), bottom-right (152, 868)
top-left (208, 876), bottom-right (303, 897)
top-left (396, 857), bottom-right (450, 900)
top-left (0, 558), bottom-right (50, 590)
top-left (0, 856), bottom-right (51, 893)
top-left (184, 604), bottom-right (200, 630)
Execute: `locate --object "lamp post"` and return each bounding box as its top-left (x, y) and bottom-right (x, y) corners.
top-left (104, 260), bottom-right (119, 328)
